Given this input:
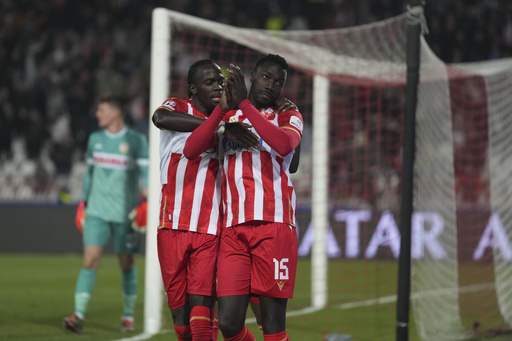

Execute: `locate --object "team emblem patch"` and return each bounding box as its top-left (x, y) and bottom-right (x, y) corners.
top-left (119, 142), bottom-right (129, 154)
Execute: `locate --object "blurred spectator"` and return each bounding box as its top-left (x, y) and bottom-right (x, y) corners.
top-left (0, 100), bottom-right (17, 160)
top-left (0, 0), bottom-right (510, 202)
top-left (25, 108), bottom-right (49, 159)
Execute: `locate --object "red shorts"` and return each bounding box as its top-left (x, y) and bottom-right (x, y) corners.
top-left (157, 228), bottom-right (219, 310)
top-left (217, 221), bottom-right (297, 299)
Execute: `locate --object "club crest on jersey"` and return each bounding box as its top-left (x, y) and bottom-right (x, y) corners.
top-left (119, 142), bottom-right (129, 154)
top-left (262, 109), bottom-right (275, 120)
top-left (162, 100), bottom-right (177, 111)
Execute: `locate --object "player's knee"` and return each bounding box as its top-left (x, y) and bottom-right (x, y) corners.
top-left (171, 303), bottom-right (190, 326)
top-left (218, 313), bottom-right (245, 338)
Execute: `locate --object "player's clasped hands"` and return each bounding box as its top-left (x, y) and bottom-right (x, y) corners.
top-left (221, 64), bottom-right (248, 110)
top-left (220, 64), bottom-right (260, 149)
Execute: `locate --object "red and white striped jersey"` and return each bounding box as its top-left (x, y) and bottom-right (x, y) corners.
top-left (220, 106), bottom-right (303, 228)
top-left (157, 97), bottom-right (222, 235)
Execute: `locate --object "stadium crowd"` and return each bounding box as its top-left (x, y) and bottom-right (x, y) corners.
top-left (1, 0), bottom-right (511, 201)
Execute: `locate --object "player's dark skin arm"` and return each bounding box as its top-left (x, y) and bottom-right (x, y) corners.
top-left (152, 108), bottom-right (260, 148)
top-left (152, 108), bottom-right (205, 132)
top-left (289, 143), bottom-right (300, 174)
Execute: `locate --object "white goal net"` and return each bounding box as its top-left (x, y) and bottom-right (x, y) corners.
top-left (145, 7), bottom-right (512, 340)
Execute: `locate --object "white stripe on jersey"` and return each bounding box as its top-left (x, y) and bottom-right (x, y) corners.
top-left (234, 153), bottom-right (245, 223)
top-left (171, 156), bottom-right (187, 230)
top-left (189, 157), bottom-right (211, 232)
top-left (272, 156), bottom-right (284, 221)
top-left (208, 169), bottom-right (222, 234)
top-left (252, 152), bottom-right (264, 220)
top-left (224, 166), bottom-right (233, 227)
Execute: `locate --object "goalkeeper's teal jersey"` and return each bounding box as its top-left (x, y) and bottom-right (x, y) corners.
top-left (81, 127), bottom-right (148, 223)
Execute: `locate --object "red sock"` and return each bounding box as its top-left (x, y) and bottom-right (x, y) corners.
top-left (224, 325), bottom-right (256, 341)
top-left (174, 324), bottom-right (192, 341)
top-left (190, 305), bottom-right (215, 340)
top-left (213, 318), bottom-right (219, 340)
top-left (263, 330), bottom-right (289, 341)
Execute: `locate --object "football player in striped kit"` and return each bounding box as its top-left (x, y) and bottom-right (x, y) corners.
top-left (184, 54), bottom-right (303, 341)
top-left (152, 59), bottom-right (260, 341)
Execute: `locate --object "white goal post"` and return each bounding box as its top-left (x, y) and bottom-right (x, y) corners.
top-left (145, 7), bottom-right (332, 334)
top-left (143, 7), bottom-right (169, 335)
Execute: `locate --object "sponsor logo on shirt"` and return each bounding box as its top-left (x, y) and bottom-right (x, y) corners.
top-left (93, 152), bottom-right (131, 169)
top-left (289, 116), bottom-right (303, 133)
top-left (221, 135), bottom-right (262, 153)
top-left (222, 137), bottom-right (241, 152)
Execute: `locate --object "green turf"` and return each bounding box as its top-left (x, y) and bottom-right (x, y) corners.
top-left (1, 254), bottom-right (510, 341)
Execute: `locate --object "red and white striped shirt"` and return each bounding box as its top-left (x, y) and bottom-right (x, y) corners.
top-left (220, 106), bottom-right (303, 228)
top-left (157, 98), bottom-right (222, 235)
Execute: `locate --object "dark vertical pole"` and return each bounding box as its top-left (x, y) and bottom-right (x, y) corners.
top-left (396, 1), bottom-right (425, 341)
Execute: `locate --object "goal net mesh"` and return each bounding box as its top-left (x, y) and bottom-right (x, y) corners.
top-left (155, 8), bottom-right (512, 340)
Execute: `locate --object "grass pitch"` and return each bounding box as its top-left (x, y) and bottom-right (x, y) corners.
top-left (1, 254), bottom-right (509, 341)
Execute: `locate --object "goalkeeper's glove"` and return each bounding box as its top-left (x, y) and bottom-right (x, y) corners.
top-left (75, 200), bottom-right (86, 232)
top-left (128, 200), bottom-right (147, 233)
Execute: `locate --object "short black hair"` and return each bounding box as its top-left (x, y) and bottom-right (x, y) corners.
top-left (253, 54), bottom-right (289, 73)
top-left (187, 59), bottom-right (218, 97)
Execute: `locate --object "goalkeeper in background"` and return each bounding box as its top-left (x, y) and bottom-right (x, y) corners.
top-left (63, 95), bottom-right (149, 334)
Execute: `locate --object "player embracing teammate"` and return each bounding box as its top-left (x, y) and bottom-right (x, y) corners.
top-left (153, 59), bottom-right (263, 340)
top-left (184, 54), bottom-right (303, 341)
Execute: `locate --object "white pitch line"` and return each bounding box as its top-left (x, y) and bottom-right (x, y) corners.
top-left (334, 282), bottom-right (495, 310)
top-left (113, 283), bottom-right (495, 341)
top-left (113, 331), bottom-right (156, 341)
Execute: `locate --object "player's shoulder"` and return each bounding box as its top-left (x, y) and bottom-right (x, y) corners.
top-left (276, 108), bottom-right (303, 134)
top-left (223, 108), bottom-right (242, 122)
top-left (278, 107), bottom-right (302, 120)
top-left (89, 129), bottom-right (105, 140)
top-left (126, 128), bottom-right (148, 142)
top-left (160, 97), bottom-right (189, 111)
